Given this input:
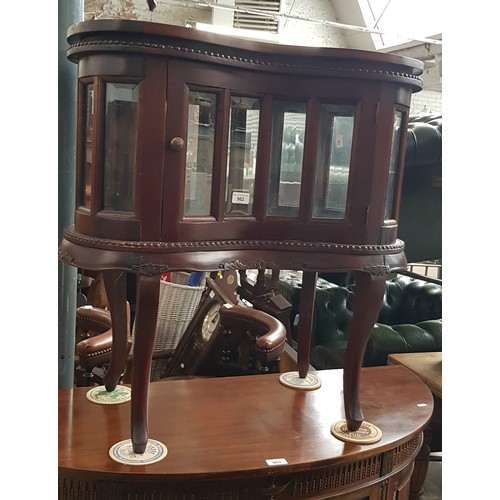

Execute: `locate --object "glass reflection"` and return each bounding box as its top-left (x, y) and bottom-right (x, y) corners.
top-left (225, 96), bottom-right (260, 217)
top-left (384, 111), bottom-right (403, 220)
top-left (103, 82), bottom-right (139, 212)
top-left (184, 91), bottom-right (217, 217)
top-left (267, 101), bottom-right (306, 217)
top-left (313, 104), bottom-right (355, 219)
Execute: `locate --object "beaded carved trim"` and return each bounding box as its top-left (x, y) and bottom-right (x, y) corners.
top-left (62, 227), bottom-right (404, 255)
top-left (68, 39), bottom-right (422, 86)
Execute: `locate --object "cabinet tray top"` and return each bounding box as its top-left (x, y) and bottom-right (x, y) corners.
top-left (63, 19), bottom-right (422, 252)
top-left (67, 19), bottom-right (423, 87)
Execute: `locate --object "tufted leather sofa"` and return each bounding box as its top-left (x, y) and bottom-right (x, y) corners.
top-left (398, 113), bottom-right (442, 263)
top-left (278, 272), bottom-right (442, 370)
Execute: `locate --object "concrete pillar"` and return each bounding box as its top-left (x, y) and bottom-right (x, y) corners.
top-left (58, 0), bottom-right (83, 388)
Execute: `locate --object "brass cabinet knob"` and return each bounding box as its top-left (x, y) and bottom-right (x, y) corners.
top-left (170, 137), bottom-right (185, 151)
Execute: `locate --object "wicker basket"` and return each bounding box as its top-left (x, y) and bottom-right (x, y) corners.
top-left (131, 272), bottom-right (205, 381)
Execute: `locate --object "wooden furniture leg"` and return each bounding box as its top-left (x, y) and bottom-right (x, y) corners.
top-left (296, 271), bottom-right (318, 378)
top-left (409, 428), bottom-right (432, 500)
top-left (343, 271), bottom-right (386, 430)
top-left (102, 270), bottom-right (129, 392)
top-left (130, 272), bottom-right (161, 454)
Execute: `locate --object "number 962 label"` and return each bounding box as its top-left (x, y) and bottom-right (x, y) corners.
top-left (231, 191), bottom-right (250, 204)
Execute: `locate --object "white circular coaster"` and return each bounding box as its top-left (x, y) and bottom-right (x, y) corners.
top-left (109, 439), bottom-right (168, 465)
top-left (86, 385), bottom-right (131, 405)
top-left (279, 371), bottom-right (322, 390)
top-left (331, 419), bottom-right (382, 444)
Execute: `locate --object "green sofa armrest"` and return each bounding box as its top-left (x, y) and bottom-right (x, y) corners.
top-left (363, 319), bottom-right (442, 367)
top-left (311, 319), bottom-right (441, 370)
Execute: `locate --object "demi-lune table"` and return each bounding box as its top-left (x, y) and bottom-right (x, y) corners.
top-left (388, 352), bottom-right (442, 499)
top-left (59, 365), bottom-right (433, 499)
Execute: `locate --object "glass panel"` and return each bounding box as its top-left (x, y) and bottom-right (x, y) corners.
top-left (103, 82), bottom-right (139, 212)
top-left (384, 111), bottom-right (403, 220)
top-left (225, 96), bottom-right (260, 217)
top-left (184, 91), bottom-right (217, 217)
top-left (80, 84), bottom-right (94, 208)
top-left (313, 104), bottom-right (355, 219)
top-left (267, 101), bottom-right (306, 217)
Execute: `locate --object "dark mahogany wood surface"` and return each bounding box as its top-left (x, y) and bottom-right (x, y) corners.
top-left (67, 19), bottom-right (423, 84)
top-left (59, 366), bottom-right (432, 478)
top-left (60, 18), bottom-right (424, 458)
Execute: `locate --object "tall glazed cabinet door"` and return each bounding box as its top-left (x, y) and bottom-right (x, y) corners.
top-left (161, 58), bottom-right (399, 246)
top-left (162, 59), bottom-right (265, 243)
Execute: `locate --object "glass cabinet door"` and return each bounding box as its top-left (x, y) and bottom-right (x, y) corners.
top-left (267, 101), bottom-right (306, 217)
top-left (184, 91), bottom-right (217, 217)
top-left (313, 104), bottom-right (355, 219)
top-left (225, 96), bottom-right (260, 217)
top-left (103, 82), bottom-right (139, 212)
top-left (80, 83), bottom-right (94, 209)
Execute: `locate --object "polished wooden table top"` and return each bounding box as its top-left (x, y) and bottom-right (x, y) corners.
top-left (387, 352), bottom-right (442, 399)
top-left (59, 366), bottom-right (433, 478)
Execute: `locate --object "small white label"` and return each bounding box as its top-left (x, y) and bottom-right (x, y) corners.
top-left (231, 191), bottom-right (250, 204)
top-left (266, 458), bottom-right (288, 466)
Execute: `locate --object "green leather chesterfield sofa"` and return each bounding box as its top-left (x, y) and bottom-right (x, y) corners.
top-left (278, 272), bottom-right (442, 370)
top-left (399, 113), bottom-right (442, 263)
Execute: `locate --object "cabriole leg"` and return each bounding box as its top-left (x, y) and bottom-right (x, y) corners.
top-left (296, 271), bottom-right (318, 378)
top-left (343, 271), bottom-right (386, 430)
top-left (130, 272), bottom-right (161, 454)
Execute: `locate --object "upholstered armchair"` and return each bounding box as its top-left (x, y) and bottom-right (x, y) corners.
top-left (74, 303), bottom-right (131, 386)
top-left (73, 272), bottom-right (288, 384)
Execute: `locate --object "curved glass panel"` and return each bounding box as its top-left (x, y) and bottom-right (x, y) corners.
top-left (384, 111), bottom-right (403, 220)
top-left (80, 84), bottom-right (94, 209)
top-left (103, 82), bottom-right (139, 212)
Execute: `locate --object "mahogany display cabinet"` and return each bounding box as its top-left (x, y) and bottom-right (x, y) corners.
top-left (59, 19), bottom-right (424, 455)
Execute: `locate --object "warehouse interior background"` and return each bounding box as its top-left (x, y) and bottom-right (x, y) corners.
top-left (2, 1), bottom-right (496, 498)
top-left (83, 0), bottom-right (442, 112)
